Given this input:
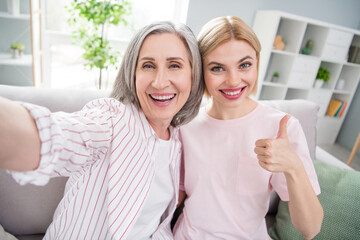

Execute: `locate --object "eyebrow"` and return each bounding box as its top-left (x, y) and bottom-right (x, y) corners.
top-left (138, 56), bottom-right (185, 62)
top-left (207, 55), bottom-right (254, 66)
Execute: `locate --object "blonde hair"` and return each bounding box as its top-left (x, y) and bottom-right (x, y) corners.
top-left (198, 16), bottom-right (261, 97)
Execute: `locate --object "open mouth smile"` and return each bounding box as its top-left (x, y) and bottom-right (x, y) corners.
top-left (220, 86), bottom-right (246, 99)
top-left (149, 93), bottom-right (176, 106)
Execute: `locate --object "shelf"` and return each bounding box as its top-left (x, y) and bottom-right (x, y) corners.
top-left (271, 49), bottom-right (296, 56)
top-left (0, 53), bottom-right (32, 66)
top-left (0, 12), bottom-right (30, 20)
top-left (253, 10), bottom-right (360, 145)
top-left (262, 81), bottom-right (286, 87)
top-left (333, 89), bottom-right (352, 95)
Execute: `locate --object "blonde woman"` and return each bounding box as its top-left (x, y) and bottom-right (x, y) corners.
top-left (174, 16), bottom-right (323, 240)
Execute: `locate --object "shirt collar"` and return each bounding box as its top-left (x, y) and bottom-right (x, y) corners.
top-left (131, 104), bottom-right (179, 141)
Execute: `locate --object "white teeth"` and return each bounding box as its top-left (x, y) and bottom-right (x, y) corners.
top-left (223, 90), bottom-right (241, 96)
top-left (150, 94), bottom-right (175, 100)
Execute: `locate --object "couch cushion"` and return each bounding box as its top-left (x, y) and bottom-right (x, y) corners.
top-left (0, 85), bottom-right (109, 236)
top-left (268, 160), bottom-right (360, 239)
top-left (0, 85), bottom-right (110, 112)
top-left (0, 171), bottom-right (68, 236)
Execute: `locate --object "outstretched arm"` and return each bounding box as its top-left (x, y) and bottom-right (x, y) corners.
top-left (254, 115), bottom-right (323, 240)
top-left (0, 97), bottom-right (41, 171)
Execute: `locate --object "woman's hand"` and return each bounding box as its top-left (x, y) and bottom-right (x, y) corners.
top-left (254, 114), bottom-right (323, 239)
top-left (254, 114), bottom-right (301, 174)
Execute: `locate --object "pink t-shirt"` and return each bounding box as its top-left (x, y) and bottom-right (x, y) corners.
top-left (173, 103), bottom-right (320, 240)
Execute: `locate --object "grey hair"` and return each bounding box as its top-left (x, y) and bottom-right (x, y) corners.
top-left (111, 21), bottom-right (204, 127)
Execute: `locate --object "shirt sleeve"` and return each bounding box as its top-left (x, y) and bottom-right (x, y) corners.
top-left (10, 98), bottom-right (122, 186)
top-left (270, 117), bottom-right (321, 201)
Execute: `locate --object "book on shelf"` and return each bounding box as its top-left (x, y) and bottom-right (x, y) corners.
top-left (338, 101), bottom-right (348, 118)
top-left (326, 99), bottom-right (348, 118)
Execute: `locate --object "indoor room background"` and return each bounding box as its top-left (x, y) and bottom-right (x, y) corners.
top-left (0, 0), bottom-right (359, 160)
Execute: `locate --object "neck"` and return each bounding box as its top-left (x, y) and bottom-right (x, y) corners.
top-left (148, 120), bottom-right (171, 140)
top-left (206, 97), bottom-right (258, 120)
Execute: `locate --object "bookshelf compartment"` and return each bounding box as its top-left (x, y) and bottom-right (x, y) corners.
top-left (276, 17), bottom-right (306, 54)
top-left (259, 85), bottom-right (286, 100)
top-left (265, 52), bottom-right (294, 84)
top-left (348, 34), bottom-right (360, 64)
top-left (315, 61), bottom-right (342, 90)
top-left (285, 88), bottom-right (308, 100)
top-left (337, 64), bottom-right (360, 91)
top-left (300, 24), bottom-right (328, 57)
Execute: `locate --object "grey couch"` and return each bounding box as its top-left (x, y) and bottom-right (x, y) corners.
top-left (0, 85), bottom-right (352, 239)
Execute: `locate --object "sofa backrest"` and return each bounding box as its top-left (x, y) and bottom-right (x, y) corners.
top-left (0, 85), bottom-right (319, 236)
top-left (0, 85), bottom-right (110, 236)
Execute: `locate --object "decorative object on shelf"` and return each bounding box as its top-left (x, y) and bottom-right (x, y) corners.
top-left (314, 66), bottom-right (330, 88)
top-left (66, 0), bottom-right (132, 89)
top-left (7, 0), bottom-right (20, 15)
top-left (271, 71), bottom-right (280, 82)
top-left (10, 42), bottom-right (24, 59)
top-left (335, 79), bottom-right (346, 90)
top-left (273, 35), bottom-right (285, 50)
top-left (301, 39), bottom-right (313, 55)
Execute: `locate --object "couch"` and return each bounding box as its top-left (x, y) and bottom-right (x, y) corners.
top-left (0, 85), bottom-right (358, 240)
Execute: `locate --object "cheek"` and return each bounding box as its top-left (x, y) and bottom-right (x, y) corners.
top-left (246, 69), bottom-right (258, 84)
top-left (178, 71), bottom-right (192, 93)
top-left (204, 74), bottom-right (220, 93)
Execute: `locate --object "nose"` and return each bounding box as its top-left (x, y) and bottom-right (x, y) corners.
top-left (226, 70), bottom-right (241, 87)
top-left (152, 68), bottom-right (170, 89)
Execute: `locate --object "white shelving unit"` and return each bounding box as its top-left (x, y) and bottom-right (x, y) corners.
top-left (0, 10), bottom-right (32, 71)
top-left (253, 10), bottom-right (360, 145)
top-left (0, 0), bottom-right (42, 86)
top-left (0, 53), bottom-right (32, 66)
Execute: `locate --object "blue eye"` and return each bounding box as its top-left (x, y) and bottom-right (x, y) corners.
top-left (211, 66), bottom-right (223, 72)
top-left (240, 62), bottom-right (251, 69)
top-left (143, 64), bottom-right (154, 69)
top-left (170, 64), bottom-right (181, 69)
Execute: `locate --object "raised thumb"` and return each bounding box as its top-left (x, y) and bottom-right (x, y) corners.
top-left (276, 114), bottom-right (290, 139)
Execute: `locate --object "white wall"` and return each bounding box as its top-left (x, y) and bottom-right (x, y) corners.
top-left (186, 0), bottom-right (360, 152)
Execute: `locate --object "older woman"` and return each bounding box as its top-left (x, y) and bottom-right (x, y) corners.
top-left (0, 21), bottom-right (204, 239)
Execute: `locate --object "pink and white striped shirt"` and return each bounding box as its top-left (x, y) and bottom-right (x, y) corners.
top-left (10, 98), bottom-right (181, 240)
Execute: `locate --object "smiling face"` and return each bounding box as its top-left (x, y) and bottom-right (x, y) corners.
top-left (135, 33), bottom-right (192, 137)
top-left (203, 39), bottom-right (258, 119)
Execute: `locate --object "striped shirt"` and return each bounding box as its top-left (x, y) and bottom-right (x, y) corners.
top-left (10, 98), bottom-right (181, 240)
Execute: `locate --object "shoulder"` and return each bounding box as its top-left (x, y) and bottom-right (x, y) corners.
top-left (180, 107), bottom-right (206, 130)
top-left (81, 98), bottom-right (143, 119)
top-left (82, 98), bottom-right (126, 114)
top-left (256, 102), bottom-right (302, 130)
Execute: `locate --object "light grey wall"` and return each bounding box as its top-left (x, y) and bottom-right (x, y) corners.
top-left (186, 0), bottom-right (360, 34)
top-left (186, 0), bottom-right (360, 152)
top-left (337, 84), bottom-right (360, 154)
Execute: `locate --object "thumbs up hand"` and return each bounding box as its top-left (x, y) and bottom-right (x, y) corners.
top-left (254, 115), bottom-right (301, 173)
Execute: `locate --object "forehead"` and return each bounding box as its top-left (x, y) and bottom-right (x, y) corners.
top-left (139, 33), bottom-right (189, 57)
top-left (205, 39), bottom-right (256, 61)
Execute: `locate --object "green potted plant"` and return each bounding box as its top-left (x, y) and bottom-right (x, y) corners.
top-left (271, 71), bottom-right (280, 82)
top-left (314, 66), bottom-right (330, 88)
top-left (66, 0), bottom-right (132, 89)
top-left (10, 42), bottom-right (25, 59)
